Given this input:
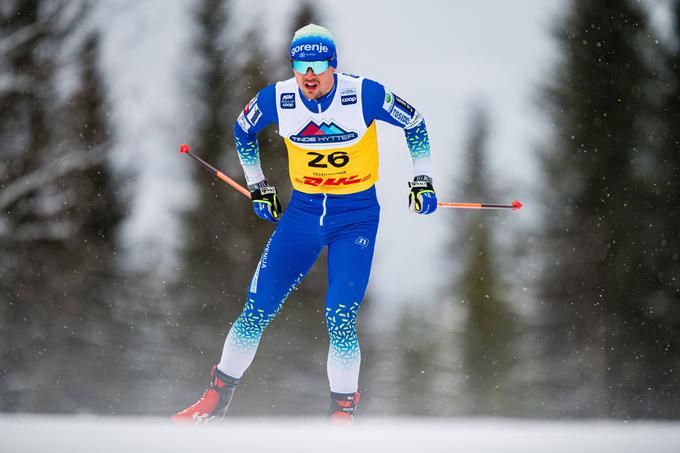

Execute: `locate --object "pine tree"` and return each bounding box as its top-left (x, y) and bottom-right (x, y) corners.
top-left (636, 0), bottom-right (680, 418)
top-left (453, 107), bottom-right (517, 415)
top-left (0, 1), bottom-right (126, 413)
top-left (62, 33), bottom-right (123, 248)
top-left (538, 0), bottom-right (673, 417)
top-left (175, 0), bottom-right (248, 388)
top-left (1, 0), bottom-right (60, 244)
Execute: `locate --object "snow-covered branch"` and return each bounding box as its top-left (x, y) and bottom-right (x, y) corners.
top-left (0, 1), bottom-right (88, 58)
top-left (0, 145), bottom-right (108, 211)
top-left (0, 21), bottom-right (46, 56)
top-left (7, 220), bottom-right (73, 242)
top-left (0, 74), bottom-right (39, 97)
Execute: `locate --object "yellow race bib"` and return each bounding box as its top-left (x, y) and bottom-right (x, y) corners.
top-left (286, 122), bottom-right (379, 194)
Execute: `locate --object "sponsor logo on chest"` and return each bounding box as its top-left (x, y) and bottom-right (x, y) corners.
top-left (340, 88), bottom-right (357, 105)
top-left (289, 120), bottom-right (358, 144)
top-left (280, 93), bottom-right (295, 109)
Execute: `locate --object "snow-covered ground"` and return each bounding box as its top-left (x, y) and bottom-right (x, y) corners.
top-left (1, 416), bottom-right (679, 453)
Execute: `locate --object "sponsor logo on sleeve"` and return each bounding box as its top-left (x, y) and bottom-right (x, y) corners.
top-left (342, 72), bottom-right (360, 78)
top-left (237, 112), bottom-right (250, 132)
top-left (390, 107), bottom-right (411, 125)
top-left (389, 94), bottom-right (416, 126)
top-left (244, 96), bottom-right (257, 114)
top-left (405, 111), bottom-right (424, 129)
top-left (382, 90), bottom-right (395, 112)
top-left (280, 93), bottom-right (295, 109)
top-left (394, 94), bottom-right (415, 115)
top-left (246, 104), bottom-right (262, 126)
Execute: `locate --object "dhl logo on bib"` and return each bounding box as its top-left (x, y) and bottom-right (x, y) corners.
top-left (285, 122), bottom-right (380, 194)
top-left (295, 174), bottom-right (373, 188)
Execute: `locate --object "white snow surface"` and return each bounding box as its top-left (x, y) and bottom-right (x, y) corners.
top-left (1, 415), bottom-right (679, 453)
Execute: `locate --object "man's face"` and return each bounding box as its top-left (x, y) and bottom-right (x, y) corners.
top-left (293, 66), bottom-right (336, 100)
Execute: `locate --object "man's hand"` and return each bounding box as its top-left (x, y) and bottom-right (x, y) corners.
top-left (249, 181), bottom-right (283, 222)
top-left (408, 175), bottom-right (437, 215)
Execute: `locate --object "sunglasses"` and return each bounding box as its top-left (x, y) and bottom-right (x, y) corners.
top-left (291, 58), bottom-right (333, 75)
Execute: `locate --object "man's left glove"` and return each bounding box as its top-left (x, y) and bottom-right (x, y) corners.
top-left (408, 175), bottom-right (438, 215)
top-left (249, 180), bottom-right (283, 223)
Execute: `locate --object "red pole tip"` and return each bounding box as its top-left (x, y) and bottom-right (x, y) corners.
top-left (512, 200), bottom-right (523, 210)
top-left (179, 143), bottom-right (191, 154)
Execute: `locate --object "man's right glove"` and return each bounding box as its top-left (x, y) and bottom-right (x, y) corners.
top-left (408, 175), bottom-right (438, 215)
top-left (249, 180), bottom-right (283, 223)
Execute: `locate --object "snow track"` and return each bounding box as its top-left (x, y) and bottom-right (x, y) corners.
top-left (1, 415), bottom-right (679, 453)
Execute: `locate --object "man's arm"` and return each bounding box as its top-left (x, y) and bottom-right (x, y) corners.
top-left (361, 78), bottom-right (432, 178)
top-left (234, 84), bottom-right (284, 222)
top-left (233, 84), bottom-right (278, 187)
top-left (361, 78), bottom-right (437, 214)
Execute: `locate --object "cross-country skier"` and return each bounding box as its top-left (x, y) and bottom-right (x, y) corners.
top-left (173, 23), bottom-right (437, 424)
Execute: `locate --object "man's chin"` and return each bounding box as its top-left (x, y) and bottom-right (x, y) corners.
top-left (303, 88), bottom-right (319, 99)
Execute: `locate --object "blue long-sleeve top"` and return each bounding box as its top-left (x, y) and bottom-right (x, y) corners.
top-left (234, 74), bottom-right (431, 186)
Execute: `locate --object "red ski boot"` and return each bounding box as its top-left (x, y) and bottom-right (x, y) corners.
top-left (329, 391), bottom-right (360, 424)
top-left (172, 365), bottom-right (239, 424)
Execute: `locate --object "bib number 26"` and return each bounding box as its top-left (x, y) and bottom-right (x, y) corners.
top-left (306, 151), bottom-right (349, 168)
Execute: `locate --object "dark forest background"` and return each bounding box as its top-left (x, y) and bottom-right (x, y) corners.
top-left (1, 0), bottom-right (679, 418)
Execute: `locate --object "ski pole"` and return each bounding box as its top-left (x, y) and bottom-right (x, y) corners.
top-left (180, 143), bottom-right (523, 211)
top-left (179, 143), bottom-right (251, 199)
top-left (437, 200), bottom-right (523, 211)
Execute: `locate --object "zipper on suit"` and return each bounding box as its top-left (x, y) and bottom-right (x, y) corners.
top-left (320, 193), bottom-right (327, 226)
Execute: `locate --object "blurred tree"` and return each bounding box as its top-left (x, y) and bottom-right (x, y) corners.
top-left (638, 0), bottom-right (680, 418)
top-left (177, 0), bottom-right (251, 382)
top-left (292, 1), bottom-right (315, 27)
top-left (452, 107), bottom-right (518, 415)
top-left (390, 309), bottom-right (441, 416)
top-left (539, 0), bottom-right (679, 417)
top-left (62, 33), bottom-right (123, 243)
top-left (0, 1), bottom-right (125, 413)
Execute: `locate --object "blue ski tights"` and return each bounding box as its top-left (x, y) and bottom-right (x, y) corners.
top-left (218, 186), bottom-right (380, 393)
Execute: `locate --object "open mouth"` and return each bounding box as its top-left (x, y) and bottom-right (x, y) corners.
top-left (304, 81), bottom-right (319, 91)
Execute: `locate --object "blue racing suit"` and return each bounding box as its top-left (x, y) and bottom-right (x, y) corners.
top-left (218, 73), bottom-right (432, 394)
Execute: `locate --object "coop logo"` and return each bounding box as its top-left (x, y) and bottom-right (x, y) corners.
top-left (295, 174), bottom-right (372, 188)
top-left (289, 120), bottom-right (358, 144)
top-left (341, 95), bottom-right (357, 105)
top-left (340, 88), bottom-right (357, 105)
top-left (280, 93), bottom-right (295, 109)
